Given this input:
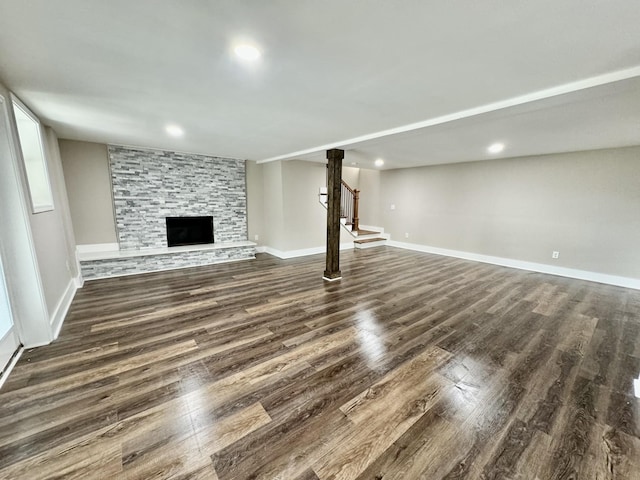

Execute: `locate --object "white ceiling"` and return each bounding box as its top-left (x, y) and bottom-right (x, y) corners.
top-left (1, 1), bottom-right (639, 168)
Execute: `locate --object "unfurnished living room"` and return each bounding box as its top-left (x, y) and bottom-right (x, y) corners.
top-left (0, 2), bottom-right (639, 479)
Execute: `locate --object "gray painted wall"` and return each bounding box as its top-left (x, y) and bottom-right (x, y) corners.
top-left (30, 128), bottom-right (76, 312)
top-left (358, 168), bottom-right (381, 227)
top-left (59, 140), bottom-right (117, 245)
top-left (281, 160), bottom-right (327, 251)
top-left (246, 161), bottom-right (264, 246)
top-left (380, 146), bottom-right (640, 278)
top-left (261, 161), bottom-right (285, 250)
top-left (342, 166), bottom-right (359, 190)
top-left (45, 130), bottom-right (79, 280)
top-left (251, 160), bottom-right (358, 252)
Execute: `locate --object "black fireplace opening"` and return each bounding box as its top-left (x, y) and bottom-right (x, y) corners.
top-left (166, 216), bottom-right (214, 247)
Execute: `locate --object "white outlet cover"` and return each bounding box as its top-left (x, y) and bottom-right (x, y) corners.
top-left (390, 204), bottom-right (396, 210)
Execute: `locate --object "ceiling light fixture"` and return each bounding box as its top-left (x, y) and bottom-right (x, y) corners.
top-left (487, 142), bottom-right (505, 154)
top-left (374, 158), bottom-right (384, 167)
top-left (234, 44), bottom-right (261, 61)
top-left (165, 124), bottom-right (184, 137)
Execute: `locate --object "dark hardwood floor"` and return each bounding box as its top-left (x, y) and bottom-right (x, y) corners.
top-left (1, 247), bottom-right (639, 479)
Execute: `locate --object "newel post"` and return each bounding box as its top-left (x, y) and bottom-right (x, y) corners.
top-left (324, 148), bottom-right (344, 281)
top-left (353, 189), bottom-right (360, 232)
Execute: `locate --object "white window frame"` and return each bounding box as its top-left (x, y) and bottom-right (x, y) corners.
top-left (11, 94), bottom-right (54, 213)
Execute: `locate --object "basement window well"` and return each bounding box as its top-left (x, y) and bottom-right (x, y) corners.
top-left (12, 96), bottom-right (54, 213)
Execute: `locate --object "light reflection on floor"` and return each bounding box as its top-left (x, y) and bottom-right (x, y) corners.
top-left (354, 309), bottom-right (386, 369)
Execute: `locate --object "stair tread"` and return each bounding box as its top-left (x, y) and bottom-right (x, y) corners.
top-left (354, 237), bottom-right (386, 244)
top-left (355, 229), bottom-right (379, 235)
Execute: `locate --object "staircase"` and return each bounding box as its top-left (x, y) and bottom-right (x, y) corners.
top-left (319, 181), bottom-right (388, 249)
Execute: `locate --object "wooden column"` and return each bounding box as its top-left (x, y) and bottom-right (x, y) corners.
top-left (324, 148), bottom-right (344, 281)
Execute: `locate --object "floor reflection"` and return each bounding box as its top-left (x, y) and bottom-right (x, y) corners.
top-left (355, 309), bottom-right (386, 369)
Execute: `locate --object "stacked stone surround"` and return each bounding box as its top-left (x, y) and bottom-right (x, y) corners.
top-left (109, 145), bottom-right (247, 249)
top-left (80, 245), bottom-right (256, 280)
top-left (79, 145), bottom-right (254, 280)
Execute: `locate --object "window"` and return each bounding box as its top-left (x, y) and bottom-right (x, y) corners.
top-left (12, 96), bottom-right (53, 213)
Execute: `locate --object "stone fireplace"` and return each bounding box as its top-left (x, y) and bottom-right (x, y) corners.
top-left (109, 145), bottom-right (247, 250)
top-left (78, 145), bottom-right (255, 280)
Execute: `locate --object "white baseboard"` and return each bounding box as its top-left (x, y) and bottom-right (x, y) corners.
top-left (263, 242), bottom-right (355, 260)
top-left (0, 345), bottom-right (23, 391)
top-left (255, 246), bottom-right (267, 253)
top-left (322, 275), bottom-right (342, 282)
top-left (50, 278), bottom-right (77, 340)
top-left (387, 240), bottom-right (640, 290)
top-left (73, 254), bottom-right (83, 287)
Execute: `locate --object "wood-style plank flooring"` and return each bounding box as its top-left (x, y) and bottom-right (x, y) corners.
top-left (1, 247), bottom-right (639, 479)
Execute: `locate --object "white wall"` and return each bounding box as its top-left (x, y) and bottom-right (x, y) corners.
top-left (380, 146), bottom-right (640, 280)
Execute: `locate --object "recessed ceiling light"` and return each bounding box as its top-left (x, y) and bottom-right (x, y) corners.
top-left (374, 158), bottom-right (384, 167)
top-left (487, 142), bottom-right (505, 154)
top-left (165, 124), bottom-right (184, 137)
top-left (234, 44), bottom-right (261, 61)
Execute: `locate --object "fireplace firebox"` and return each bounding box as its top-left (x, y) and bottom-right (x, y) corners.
top-left (166, 216), bottom-right (214, 247)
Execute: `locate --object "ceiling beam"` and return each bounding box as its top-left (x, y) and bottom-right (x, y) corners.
top-left (257, 66), bottom-right (640, 164)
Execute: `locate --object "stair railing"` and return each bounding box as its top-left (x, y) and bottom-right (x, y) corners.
top-left (340, 180), bottom-right (360, 232)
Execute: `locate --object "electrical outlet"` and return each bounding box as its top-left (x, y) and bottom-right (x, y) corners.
top-left (254, 234), bottom-right (259, 241)
top-left (390, 204), bottom-right (396, 210)
top-left (552, 251), bottom-right (560, 259)
top-left (405, 232), bottom-right (409, 239)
